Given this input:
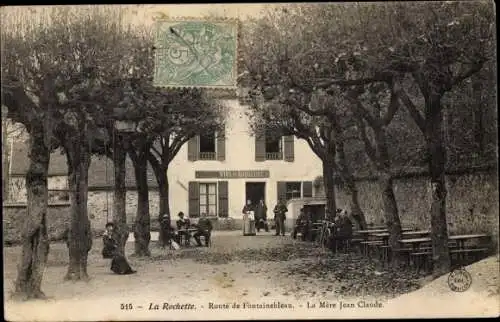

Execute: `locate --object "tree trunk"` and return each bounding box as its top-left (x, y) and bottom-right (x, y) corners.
top-left (113, 139), bottom-right (128, 255)
top-left (13, 128), bottom-right (50, 300)
top-left (151, 162), bottom-right (170, 245)
top-left (372, 127), bottom-right (403, 264)
top-left (322, 159), bottom-right (336, 220)
top-left (471, 74), bottom-right (484, 155)
top-left (425, 95), bottom-right (451, 277)
top-left (131, 148), bottom-right (151, 257)
top-left (2, 119), bottom-right (10, 200)
top-left (335, 140), bottom-right (367, 229)
top-left (64, 136), bottom-right (92, 281)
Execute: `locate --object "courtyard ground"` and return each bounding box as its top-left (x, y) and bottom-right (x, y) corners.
top-left (4, 230), bottom-right (499, 320)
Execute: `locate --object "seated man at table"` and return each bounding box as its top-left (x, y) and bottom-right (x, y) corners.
top-left (292, 208), bottom-right (312, 241)
top-left (193, 213), bottom-right (213, 247)
top-left (176, 212), bottom-right (192, 245)
top-left (332, 209), bottom-right (353, 252)
top-left (160, 213), bottom-right (179, 247)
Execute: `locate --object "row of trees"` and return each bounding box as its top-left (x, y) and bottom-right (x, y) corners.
top-left (2, 6), bottom-right (226, 299)
top-left (240, 2), bottom-right (495, 276)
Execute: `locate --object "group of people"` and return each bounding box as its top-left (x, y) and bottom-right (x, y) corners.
top-left (292, 207), bottom-right (353, 251)
top-left (160, 211), bottom-right (213, 248)
top-left (241, 198), bottom-right (288, 236)
top-left (101, 211), bottom-right (213, 275)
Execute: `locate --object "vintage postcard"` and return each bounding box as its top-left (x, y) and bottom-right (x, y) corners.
top-left (2, 3), bottom-right (499, 321)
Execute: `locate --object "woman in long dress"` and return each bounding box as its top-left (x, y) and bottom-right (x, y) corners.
top-left (102, 222), bottom-right (136, 275)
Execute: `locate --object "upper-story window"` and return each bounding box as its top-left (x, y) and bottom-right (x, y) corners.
top-left (187, 127), bottom-right (226, 162)
top-left (256, 127), bottom-right (294, 162)
top-left (265, 129), bottom-right (283, 160)
top-left (199, 131), bottom-right (217, 160)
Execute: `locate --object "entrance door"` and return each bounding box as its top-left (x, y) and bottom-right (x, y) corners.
top-left (245, 182), bottom-right (266, 206)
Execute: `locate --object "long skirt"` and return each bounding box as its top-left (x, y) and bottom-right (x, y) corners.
top-left (111, 255), bottom-right (136, 275)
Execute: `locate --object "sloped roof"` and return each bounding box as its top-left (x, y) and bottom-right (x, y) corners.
top-left (9, 140), bottom-right (158, 189)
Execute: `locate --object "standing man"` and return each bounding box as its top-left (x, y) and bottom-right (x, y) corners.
top-left (255, 199), bottom-right (268, 232)
top-left (273, 199), bottom-right (288, 236)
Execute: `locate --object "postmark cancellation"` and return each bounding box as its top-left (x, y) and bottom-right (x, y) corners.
top-left (153, 17), bottom-right (239, 89)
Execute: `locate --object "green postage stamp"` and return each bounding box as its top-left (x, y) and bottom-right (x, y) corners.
top-left (154, 19), bottom-right (238, 88)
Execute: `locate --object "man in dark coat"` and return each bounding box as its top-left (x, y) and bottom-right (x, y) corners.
top-left (273, 199), bottom-right (288, 236)
top-left (193, 213), bottom-right (213, 247)
top-left (292, 208), bottom-right (307, 240)
top-left (255, 199), bottom-right (268, 232)
top-left (176, 212), bottom-right (192, 245)
top-left (332, 209), bottom-right (353, 252)
top-left (160, 213), bottom-right (179, 247)
top-left (102, 222), bottom-right (136, 275)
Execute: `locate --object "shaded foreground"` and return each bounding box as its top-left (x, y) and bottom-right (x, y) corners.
top-left (7, 231), bottom-right (498, 320)
top-left (4, 232), bottom-right (424, 302)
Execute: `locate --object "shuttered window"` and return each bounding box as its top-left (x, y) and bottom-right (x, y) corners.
top-left (277, 181), bottom-right (287, 201)
top-left (218, 181), bottom-right (228, 217)
top-left (216, 127), bottom-right (226, 161)
top-left (256, 129), bottom-right (295, 162)
top-left (302, 181), bottom-right (313, 198)
top-left (189, 127), bottom-right (225, 162)
top-left (188, 182), bottom-right (200, 217)
top-left (285, 182), bottom-right (302, 200)
top-left (283, 135), bottom-right (294, 162)
top-left (199, 183), bottom-right (217, 217)
top-left (187, 136), bottom-right (199, 161)
top-left (255, 128), bottom-right (266, 162)
top-left (189, 181), bottom-right (228, 218)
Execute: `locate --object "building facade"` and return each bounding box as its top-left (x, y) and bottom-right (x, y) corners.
top-left (5, 97), bottom-right (323, 229)
top-left (167, 98), bottom-right (323, 220)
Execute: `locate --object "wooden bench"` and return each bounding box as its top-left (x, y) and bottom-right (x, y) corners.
top-left (360, 240), bottom-right (384, 256)
top-left (450, 247), bottom-right (489, 264)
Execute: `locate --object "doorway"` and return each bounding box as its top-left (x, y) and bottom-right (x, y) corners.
top-left (245, 182), bottom-right (266, 206)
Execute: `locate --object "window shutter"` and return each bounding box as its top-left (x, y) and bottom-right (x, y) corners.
top-left (218, 181), bottom-right (228, 217)
top-left (187, 136), bottom-right (199, 161)
top-left (302, 181), bottom-right (313, 198)
top-left (277, 181), bottom-right (287, 201)
top-left (284, 135), bottom-right (294, 162)
top-left (188, 181), bottom-right (200, 217)
top-left (255, 128), bottom-right (266, 162)
top-left (216, 127), bottom-right (226, 161)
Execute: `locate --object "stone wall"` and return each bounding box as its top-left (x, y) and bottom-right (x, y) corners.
top-left (9, 176), bottom-right (69, 203)
top-left (5, 169), bottom-right (498, 246)
top-left (3, 203), bottom-right (71, 245)
top-left (317, 170), bottom-right (499, 247)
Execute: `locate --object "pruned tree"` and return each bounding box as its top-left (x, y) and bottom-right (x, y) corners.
top-left (248, 2), bottom-right (494, 276)
top-left (240, 7), bottom-right (368, 227)
top-left (145, 88), bottom-right (227, 245)
top-left (2, 6), bottom-right (148, 287)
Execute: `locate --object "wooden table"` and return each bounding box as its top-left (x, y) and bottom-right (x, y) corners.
top-left (356, 227), bottom-right (414, 235)
top-left (449, 234), bottom-right (489, 249)
top-left (398, 237), bottom-right (431, 252)
top-left (178, 228), bottom-right (199, 246)
top-left (374, 230), bottom-right (430, 243)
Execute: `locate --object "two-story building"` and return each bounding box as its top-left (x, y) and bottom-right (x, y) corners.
top-left (5, 93), bottom-right (324, 230)
top-left (167, 95), bottom-right (323, 221)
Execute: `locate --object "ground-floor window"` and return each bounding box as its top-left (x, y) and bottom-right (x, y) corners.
top-left (199, 182), bottom-right (217, 217)
top-left (285, 182), bottom-right (302, 200)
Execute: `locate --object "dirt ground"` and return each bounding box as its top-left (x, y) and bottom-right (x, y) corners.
top-left (4, 231), bottom-right (499, 320)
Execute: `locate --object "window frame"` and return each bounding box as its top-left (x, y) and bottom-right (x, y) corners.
top-left (198, 131), bottom-right (218, 160)
top-left (285, 181), bottom-right (302, 201)
top-left (264, 129), bottom-right (283, 160)
top-left (198, 182), bottom-right (218, 217)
